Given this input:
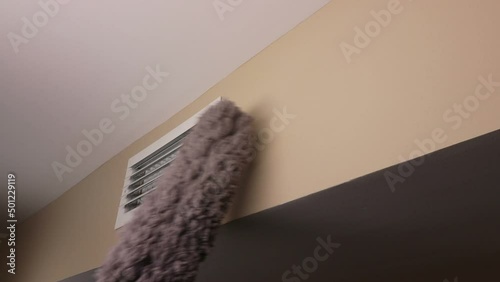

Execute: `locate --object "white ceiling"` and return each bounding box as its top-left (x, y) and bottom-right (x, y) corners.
top-left (0, 0), bottom-right (330, 221)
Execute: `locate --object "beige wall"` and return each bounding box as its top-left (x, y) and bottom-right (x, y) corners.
top-left (11, 0), bottom-right (500, 281)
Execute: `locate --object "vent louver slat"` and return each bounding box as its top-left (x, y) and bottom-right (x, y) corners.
top-left (123, 129), bottom-right (190, 212)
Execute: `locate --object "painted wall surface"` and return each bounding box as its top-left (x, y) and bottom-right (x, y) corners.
top-left (8, 0), bottom-right (500, 281)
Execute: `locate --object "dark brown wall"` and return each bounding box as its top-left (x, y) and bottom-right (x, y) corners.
top-left (62, 129), bottom-right (500, 282)
top-left (195, 129), bottom-right (500, 282)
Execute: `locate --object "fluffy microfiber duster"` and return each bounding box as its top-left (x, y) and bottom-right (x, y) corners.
top-left (96, 100), bottom-right (255, 282)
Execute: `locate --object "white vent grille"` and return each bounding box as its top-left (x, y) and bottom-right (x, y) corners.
top-left (123, 130), bottom-right (189, 212)
top-left (115, 97), bottom-right (222, 229)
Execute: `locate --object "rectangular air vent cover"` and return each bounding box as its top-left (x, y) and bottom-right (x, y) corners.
top-left (114, 97), bottom-right (222, 229)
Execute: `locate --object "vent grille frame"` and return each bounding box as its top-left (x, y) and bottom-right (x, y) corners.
top-left (114, 97), bottom-right (222, 229)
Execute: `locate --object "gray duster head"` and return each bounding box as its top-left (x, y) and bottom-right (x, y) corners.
top-left (96, 100), bottom-right (255, 282)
